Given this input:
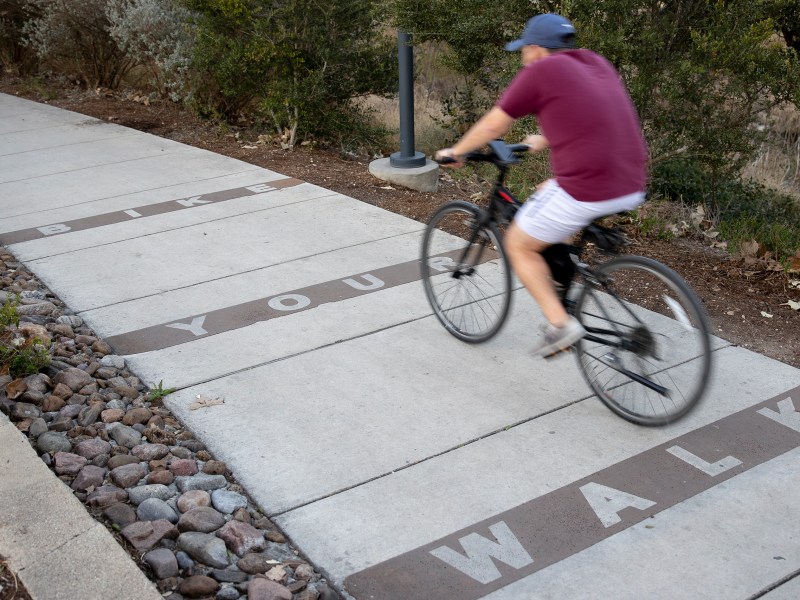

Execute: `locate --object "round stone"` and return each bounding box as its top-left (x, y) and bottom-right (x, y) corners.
top-left (57, 315), bottom-right (83, 328)
top-left (177, 506), bottom-right (226, 533)
top-left (137, 498), bottom-right (179, 523)
top-left (36, 431), bottom-right (72, 454)
top-left (110, 463), bottom-right (147, 488)
top-left (28, 417), bottom-right (48, 438)
top-left (71, 465), bottom-right (106, 492)
top-left (53, 367), bottom-right (94, 392)
top-left (211, 489), bottom-right (247, 514)
top-left (100, 355), bottom-right (126, 369)
top-left (177, 490), bottom-right (211, 513)
top-left (127, 484), bottom-right (174, 505)
top-left (179, 575), bottom-right (219, 598)
top-left (74, 437), bottom-right (112, 459)
top-left (215, 585), bottom-right (241, 600)
top-left (144, 547), bottom-right (179, 580)
top-left (177, 532), bottom-right (230, 569)
top-left (101, 408), bottom-right (125, 423)
top-left (175, 551), bottom-right (194, 570)
top-left (147, 470), bottom-right (174, 485)
top-left (169, 458), bottom-right (198, 477)
top-left (108, 423), bottom-right (142, 448)
top-left (123, 407), bottom-right (153, 426)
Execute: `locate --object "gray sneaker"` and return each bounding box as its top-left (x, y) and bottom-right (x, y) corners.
top-left (534, 316), bottom-right (586, 358)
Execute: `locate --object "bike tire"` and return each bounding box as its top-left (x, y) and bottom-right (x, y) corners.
top-left (573, 255), bottom-right (713, 426)
top-left (420, 201), bottom-right (512, 343)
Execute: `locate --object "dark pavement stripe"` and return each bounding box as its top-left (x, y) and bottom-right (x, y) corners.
top-left (103, 248), bottom-right (482, 355)
top-left (343, 385), bottom-right (800, 600)
top-left (0, 178), bottom-right (304, 245)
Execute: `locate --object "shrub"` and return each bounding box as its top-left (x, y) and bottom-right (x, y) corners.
top-left (183, 0), bottom-right (398, 148)
top-left (107, 0), bottom-right (196, 100)
top-left (0, 0), bottom-right (39, 75)
top-left (0, 296), bottom-right (51, 378)
top-left (22, 0), bottom-right (135, 88)
top-left (651, 159), bottom-right (800, 259)
top-left (393, 1), bottom-right (800, 178)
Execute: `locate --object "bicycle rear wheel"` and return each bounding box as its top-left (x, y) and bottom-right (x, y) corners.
top-left (573, 255), bottom-right (713, 426)
top-left (420, 201), bottom-right (512, 343)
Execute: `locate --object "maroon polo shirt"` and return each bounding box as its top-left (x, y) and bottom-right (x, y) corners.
top-left (498, 49), bottom-right (648, 201)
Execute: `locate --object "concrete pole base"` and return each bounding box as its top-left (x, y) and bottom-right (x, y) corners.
top-left (368, 158), bottom-right (439, 193)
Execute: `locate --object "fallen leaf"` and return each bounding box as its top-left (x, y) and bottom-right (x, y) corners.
top-left (789, 256), bottom-right (800, 274)
top-left (690, 204), bottom-right (705, 226)
top-left (190, 395), bottom-right (225, 410)
top-left (780, 300), bottom-right (800, 311)
top-left (761, 311), bottom-right (773, 318)
top-left (241, 144), bottom-right (258, 149)
top-left (789, 279), bottom-right (800, 289)
top-left (739, 240), bottom-right (759, 258)
top-left (5, 378), bottom-right (27, 399)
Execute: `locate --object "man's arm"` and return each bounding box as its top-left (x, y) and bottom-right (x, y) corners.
top-left (437, 107), bottom-right (516, 165)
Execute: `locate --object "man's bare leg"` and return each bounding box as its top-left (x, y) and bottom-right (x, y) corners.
top-left (504, 222), bottom-right (570, 327)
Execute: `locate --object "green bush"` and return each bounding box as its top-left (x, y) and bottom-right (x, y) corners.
top-left (107, 0), bottom-right (195, 100)
top-left (183, 0), bottom-right (398, 148)
top-left (394, 0), bottom-right (800, 177)
top-left (0, 296), bottom-right (51, 378)
top-left (0, 0), bottom-right (39, 75)
top-left (651, 159), bottom-right (800, 259)
top-left (23, 0), bottom-right (136, 88)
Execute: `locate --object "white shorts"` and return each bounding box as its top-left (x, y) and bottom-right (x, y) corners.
top-left (513, 179), bottom-right (645, 244)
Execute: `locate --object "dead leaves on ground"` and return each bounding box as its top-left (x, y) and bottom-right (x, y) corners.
top-left (190, 395), bottom-right (225, 410)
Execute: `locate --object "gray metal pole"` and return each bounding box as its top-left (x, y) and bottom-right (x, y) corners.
top-left (390, 31), bottom-right (425, 168)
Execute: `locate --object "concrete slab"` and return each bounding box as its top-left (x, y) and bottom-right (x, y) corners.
top-left (22, 193), bottom-right (421, 311)
top-left (0, 414), bottom-right (161, 600)
top-left (0, 149), bottom-right (271, 218)
top-left (272, 346), bottom-right (799, 585)
top-left (0, 168), bottom-right (277, 234)
top-left (0, 132), bottom-right (179, 183)
top-left (18, 523), bottom-right (163, 600)
top-left (0, 99), bottom-right (99, 133)
top-left (761, 575), bottom-right (800, 600)
top-left (478, 447), bottom-right (800, 600)
top-left (4, 93), bottom-right (800, 600)
top-left (5, 181), bottom-right (330, 260)
top-left (0, 121), bottom-right (141, 156)
top-left (0, 421), bottom-right (92, 568)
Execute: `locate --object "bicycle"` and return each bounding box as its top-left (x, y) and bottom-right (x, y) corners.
top-left (421, 140), bottom-right (713, 426)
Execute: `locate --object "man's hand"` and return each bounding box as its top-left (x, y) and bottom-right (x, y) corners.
top-left (434, 148), bottom-right (465, 168)
top-left (522, 134), bottom-right (550, 152)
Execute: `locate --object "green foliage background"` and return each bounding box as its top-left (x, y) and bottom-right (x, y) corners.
top-left (394, 0), bottom-right (800, 256)
top-left (183, 0), bottom-right (398, 146)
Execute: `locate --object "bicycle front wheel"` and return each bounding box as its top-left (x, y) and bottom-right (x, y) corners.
top-left (420, 201), bottom-right (512, 343)
top-left (574, 255), bottom-right (713, 426)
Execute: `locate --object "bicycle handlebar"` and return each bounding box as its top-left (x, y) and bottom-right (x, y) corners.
top-left (435, 140), bottom-right (531, 167)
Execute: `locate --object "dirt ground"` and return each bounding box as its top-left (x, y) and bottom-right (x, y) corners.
top-left (2, 77), bottom-right (799, 369)
top-left (0, 557), bottom-right (32, 600)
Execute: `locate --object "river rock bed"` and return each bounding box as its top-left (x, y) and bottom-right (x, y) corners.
top-left (0, 250), bottom-right (339, 600)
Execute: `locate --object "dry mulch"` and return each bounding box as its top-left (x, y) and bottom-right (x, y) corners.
top-left (1, 77), bottom-right (798, 368)
top-left (0, 558), bottom-right (32, 600)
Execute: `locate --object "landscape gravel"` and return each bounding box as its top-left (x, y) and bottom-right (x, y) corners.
top-left (0, 249), bottom-right (340, 600)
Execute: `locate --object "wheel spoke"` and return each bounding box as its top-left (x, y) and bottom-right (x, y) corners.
top-left (421, 202), bottom-right (512, 343)
top-left (573, 256), bottom-right (712, 425)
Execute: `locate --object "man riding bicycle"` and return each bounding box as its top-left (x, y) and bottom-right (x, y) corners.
top-left (436, 13), bottom-right (648, 357)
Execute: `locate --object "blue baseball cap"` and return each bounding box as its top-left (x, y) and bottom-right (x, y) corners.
top-left (505, 13), bottom-right (576, 51)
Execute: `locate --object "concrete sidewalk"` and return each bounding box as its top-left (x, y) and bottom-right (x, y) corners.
top-left (2, 92), bottom-right (800, 599)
